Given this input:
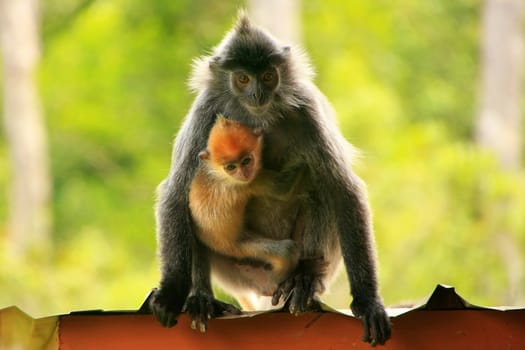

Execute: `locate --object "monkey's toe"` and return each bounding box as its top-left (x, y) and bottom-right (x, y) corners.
top-left (149, 288), bottom-right (183, 328)
top-left (184, 294), bottom-right (241, 332)
top-left (351, 298), bottom-right (391, 346)
top-left (272, 268), bottom-right (324, 314)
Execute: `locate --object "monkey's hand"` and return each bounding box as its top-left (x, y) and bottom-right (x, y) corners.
top-left (271, 239), bottom-right (300, 260)
top-left (183, 292), bottom-right (241, 333)
top-left (149, 287), bottom-right (185, 328)
top-left (350, 297), bottom-right (391, 347)
top-left (271, 257), bottom-right (327, 315)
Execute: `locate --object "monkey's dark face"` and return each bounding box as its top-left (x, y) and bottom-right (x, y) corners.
top-left (208, 20), bottom-right (289, 118)
top-left (229, 67), bottom-right (280, 115)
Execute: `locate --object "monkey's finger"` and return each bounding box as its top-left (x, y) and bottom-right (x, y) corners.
top-left (192, 315), bottom-right (207, 333)
top-left (223, 303), bottom-right (242, 316)
top-left (294, 272), bottom-right (320, 314)
top-left (149, 292), bottom-right (180, 328)
top-left (199, 298), bottom-right (211, 332)
top-left (213, 300), bottom-right (242, 316)
top-left (193, 315), bottom-right (207, 333)
top-left (271, 285), bottom-right (284, 306)
top-left (370, 322), bottom-right (381, 347)
top-left (152, 305), bottom-right (178, 328)
top-left (291, 290), bottom-right (307, 315)
top-left (272, 278), bottom-right (294, 306)
top-left (184, 296), bottom-right (206, 332)
top-left (371, 312), bottom-right (391, 346)
top-left (164, 313), bottom-right (178, 328)
top-left (361, 316), bottom-right (373, 344)
top-left (272, 288), bottom-right (284, 306)
top-left (306, 295), bottom-right (323, 312)
top-left (381, 317), bottom-right (393, 343)
top-left (304, 274), bottom-right (320, 310)
top-left (289, 276), bottom-right (307, 315)
top-left (189, 313), bottom-right (202, 332)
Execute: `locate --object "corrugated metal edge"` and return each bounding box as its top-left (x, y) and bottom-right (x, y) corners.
top-left (0, 306), bottom-right (58, 350)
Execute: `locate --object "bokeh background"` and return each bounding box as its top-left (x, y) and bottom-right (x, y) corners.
top-left (1, 0), bottom-right (524, 317)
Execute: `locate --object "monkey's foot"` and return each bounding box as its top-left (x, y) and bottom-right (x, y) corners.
top-left (272, 272), bottom-right (324, 314)
top-left (272, 256), bottom-right (327, 314)
top-left (149, 287), bottom-right (185, 328)
top-left (271, 257), bottom-right (327, 315)
top-left (183, 294), bottom-right (241, 332)
top-left (351, 297), bottom-right (391, 347)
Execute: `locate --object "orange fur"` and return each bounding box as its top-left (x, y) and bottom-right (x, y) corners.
top-left (189, 115), bottom-right (298, 280)
top-left (190, 116), bottom-right (261, 247)
top-left (189, 171), bottom-right (249, 249)
top-left (207, 116), bottom-right (261, 164)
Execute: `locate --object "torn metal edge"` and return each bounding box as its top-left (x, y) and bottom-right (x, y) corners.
top-left (2, 283), bottom-right (523, 322)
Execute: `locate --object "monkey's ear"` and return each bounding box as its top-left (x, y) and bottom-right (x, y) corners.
top-left (198, 150), bottom-right (210, 161)
top-left (209, 56), bottom-right (222, 70)
top-left (269, 46), bottom-right (291, 66)
top-left (210, 55), bottom-right (236, 71)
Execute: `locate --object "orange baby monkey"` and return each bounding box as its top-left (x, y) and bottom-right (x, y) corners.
top-left (189, 115), bottom-right (300, 280)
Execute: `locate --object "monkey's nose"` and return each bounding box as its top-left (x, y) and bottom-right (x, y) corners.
top-left (252, 93), bottom-right (268, 107)
top-left (251, 92), bottom-right (262, 105)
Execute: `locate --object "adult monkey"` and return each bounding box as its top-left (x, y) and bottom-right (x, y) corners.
top-left (150, 13), bottom-right (391, 346)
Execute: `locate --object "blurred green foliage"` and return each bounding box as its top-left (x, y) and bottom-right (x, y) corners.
top-left (1, 0), bottom-right (524, 317)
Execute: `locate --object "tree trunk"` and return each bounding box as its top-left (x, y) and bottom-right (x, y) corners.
top-left (476, 0), bottom-right (524, 170)
top-left (247, 0), bottom-right (302, 45)
top-left (0, 0), bottom-right (52, 258)
top-left (476, 0), bottom-right (524, 305)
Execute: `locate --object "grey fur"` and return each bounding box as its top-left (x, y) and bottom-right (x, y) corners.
top-left (150, 13), bottom-right (391, 346)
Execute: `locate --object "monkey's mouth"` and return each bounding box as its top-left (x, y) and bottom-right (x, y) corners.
top-left (244, 102), bottom-right (271, 116)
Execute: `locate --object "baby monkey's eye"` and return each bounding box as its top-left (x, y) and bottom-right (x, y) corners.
top-left (241, 156), bottom-right (252, 166)
top-left (224, 163), bottom-right (237, 172)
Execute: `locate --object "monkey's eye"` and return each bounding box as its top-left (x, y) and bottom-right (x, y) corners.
top-left (224, 163), bottom-right (237, 172)
top-left (236, 73), bottom-right (250, 85)
top-left (240, 156), bottom-right (252, 166)
top-left (261, 71), bottom-right (274, 82)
